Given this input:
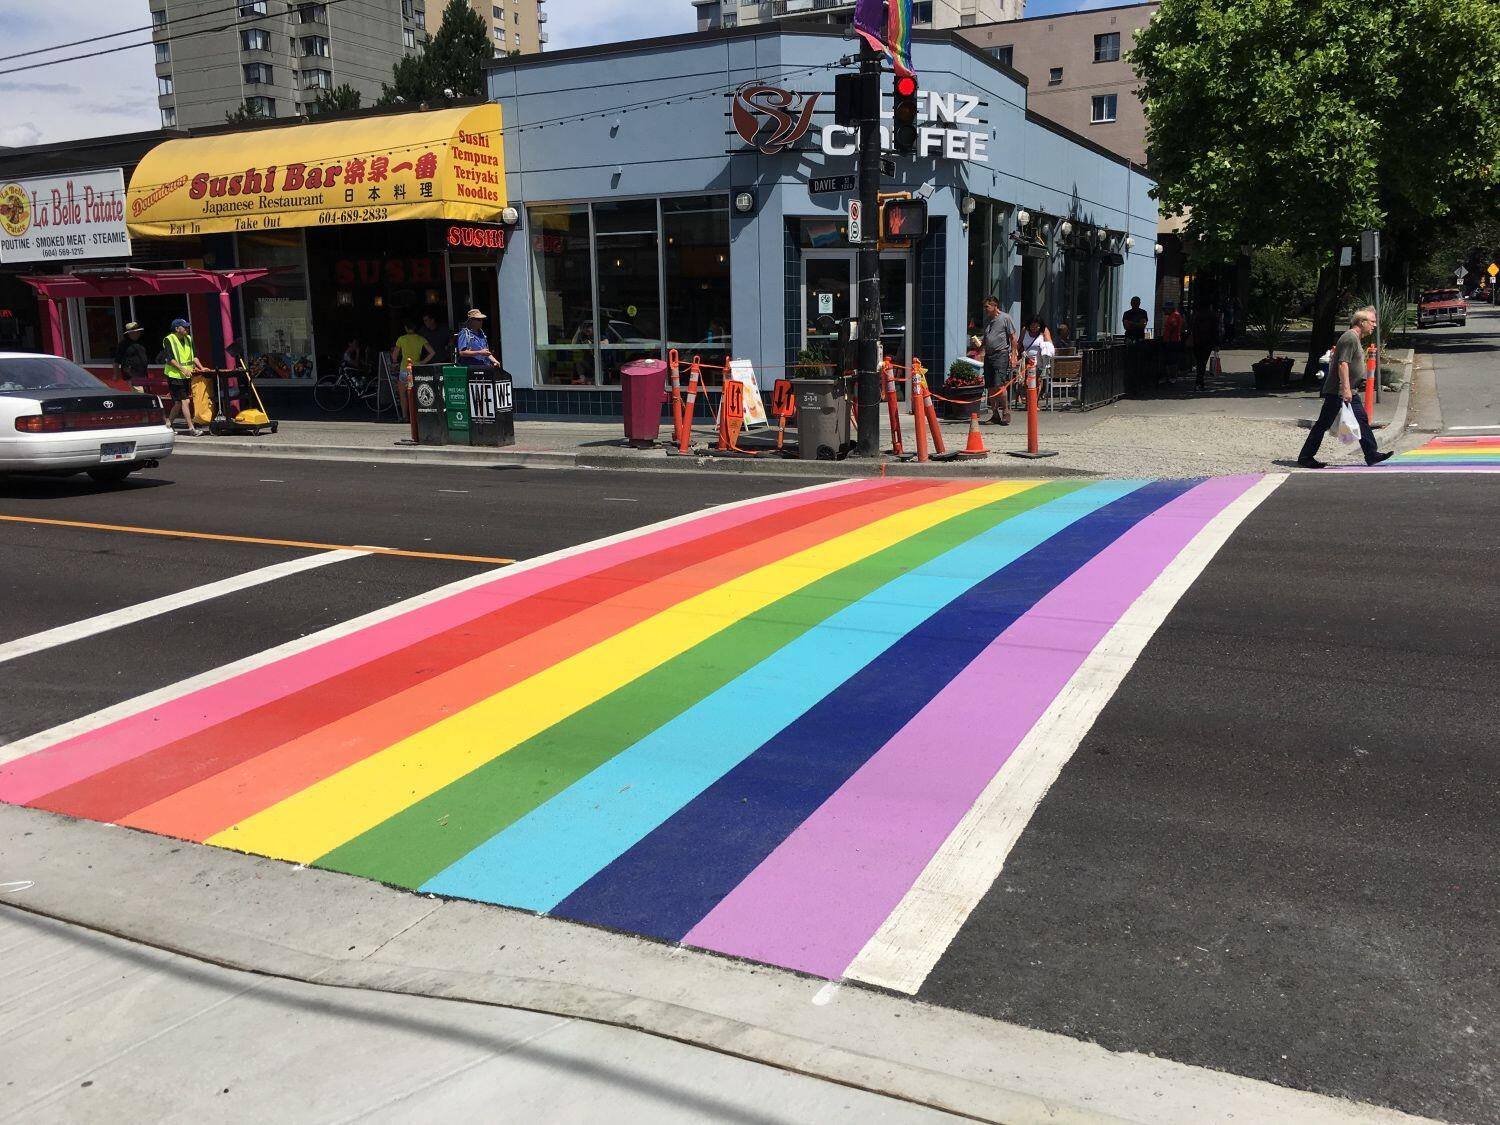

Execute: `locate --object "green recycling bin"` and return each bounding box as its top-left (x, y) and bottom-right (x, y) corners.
top-left (441, 365), bottom-right (470, 437)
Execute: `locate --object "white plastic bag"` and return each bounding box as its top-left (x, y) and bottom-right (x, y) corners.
top-left (1334, 402), bottom-right (1360, 444)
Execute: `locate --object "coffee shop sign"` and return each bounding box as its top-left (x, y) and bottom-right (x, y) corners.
top-left (732, 83), bottom-right (988, 163)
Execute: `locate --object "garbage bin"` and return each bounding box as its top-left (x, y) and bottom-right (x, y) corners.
top-left (467, 367), bottom-right (515, 448)
top-left (619, 358), bottom-right (668, 447)
top-left (442, 365), bottom-right (471, 439)
top-left (791, 375), bottom-right (851, 461)
top-left (411, 364), bottom-right (447, 445)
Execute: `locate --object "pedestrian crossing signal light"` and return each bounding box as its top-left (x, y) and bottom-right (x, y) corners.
top-left (880, 198), bottom-right (928, 245)
top-left (893, 74), bottom-right (919, 154)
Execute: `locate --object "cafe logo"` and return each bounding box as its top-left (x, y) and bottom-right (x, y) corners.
top-left (416, 383), bottom-right (437, 409)
top-left (732, 83), bottom-right (820, 156)
top-left (0, 184), bottom-right (31, 237)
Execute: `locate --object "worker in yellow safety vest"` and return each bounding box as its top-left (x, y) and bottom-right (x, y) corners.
top-left (162, 317), bottom-right (208, 436)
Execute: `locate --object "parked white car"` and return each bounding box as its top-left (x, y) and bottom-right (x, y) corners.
top-left (0, 353), bottom-right (174, 483)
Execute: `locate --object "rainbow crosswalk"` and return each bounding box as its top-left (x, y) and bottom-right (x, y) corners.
top-left (1351, 433), bottom-right (1500, 471)
top-left (0, 475), bottom-right (1270, 985)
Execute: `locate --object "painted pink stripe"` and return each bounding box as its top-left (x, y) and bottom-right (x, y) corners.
top-left (0, 480), bottom-right (883, 803)
top-left (686, 474), bottom-right (1259, 979)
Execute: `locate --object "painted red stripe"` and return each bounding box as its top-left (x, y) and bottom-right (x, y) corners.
top-left (33, 480), bottom-right (928, 824)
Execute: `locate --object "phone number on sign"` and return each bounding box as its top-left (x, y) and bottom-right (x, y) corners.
top-left (317, 206), bottom-right (391, 225)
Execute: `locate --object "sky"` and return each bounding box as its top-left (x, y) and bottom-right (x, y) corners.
top-left (0, 0), bottom-right (692, 148)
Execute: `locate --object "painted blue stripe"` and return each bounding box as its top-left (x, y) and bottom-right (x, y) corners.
top-left (551, 479), bottom-right (1200, 942)
top-left (421, 481), bottom-right (1145, 910)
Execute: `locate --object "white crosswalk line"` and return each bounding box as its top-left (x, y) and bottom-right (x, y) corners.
top-left (0, 550), bottom-right (367, 666)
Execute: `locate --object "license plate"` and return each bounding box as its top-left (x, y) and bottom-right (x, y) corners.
top-left (99, 442), bottom-right (136, 463)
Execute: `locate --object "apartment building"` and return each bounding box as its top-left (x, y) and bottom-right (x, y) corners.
top-left (151, 0), bottom-right (429, 129)
top-left (693, 0), bottom-right (1020, 33)
top-left (958, 2), bottom-right (1156, 166)
top-left (447, 1), bottom-right (548, 56)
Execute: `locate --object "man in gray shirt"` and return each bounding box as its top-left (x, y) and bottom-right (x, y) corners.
top-left (1296, 306), bottom-right (1392, 468)
top-left (980, 296), bottom-right (1019, 426)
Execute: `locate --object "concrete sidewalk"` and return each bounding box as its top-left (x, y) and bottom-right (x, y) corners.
top-left (179, 350), bottom-right (1411, 480)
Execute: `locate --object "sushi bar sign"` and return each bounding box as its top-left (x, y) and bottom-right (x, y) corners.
top-left (0, 169), bottom-right (132, 264)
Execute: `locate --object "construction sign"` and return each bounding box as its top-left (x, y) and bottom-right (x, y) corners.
top-left (771, 378), bottom-right (796, 419)
top-left (721, 378), bottom-right (745, 449)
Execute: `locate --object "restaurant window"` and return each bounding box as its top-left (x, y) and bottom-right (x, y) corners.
top-left (241, 28), bottom-right (270, 51)
top-left (1093, 32), bottom-right (1120, 63)
top-left (529, 196), bottom-right (730, 388)
top-left (79, 298), bottom-right (122, 365)
top-left (301, 36), bottom-right (331, 57)
top-left (243, 63), bottom-right (273, 85)
top-left (531, 204), bottom-right (597, 387)
top-left (155, 42), bottom-right (171, 64)
top-left (238, 230), bottom-right (314, 381)
top-left (965, 199), bottom-right (1012, 334)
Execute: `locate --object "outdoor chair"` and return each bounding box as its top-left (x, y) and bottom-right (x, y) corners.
top-left (1048, 353), bottom-right (1083, 410)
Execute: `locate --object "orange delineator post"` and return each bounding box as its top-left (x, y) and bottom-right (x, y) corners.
top-left (405, 360), bottom-right (417, 442)
top-left (914, 359), bottom-right (945, 455)
top-left (677, 355), bottom-right (701, 454)
top-left (1364, 343), bottom-right (1377, 419)
top-left (912, 371), bottom-right (930, 462)
top-left (883, 356), bottom-right (905, 457)
top-left (1026, 356), bottom-right (1041, 454)
top-left (668, 348), bottom-right (684, 447)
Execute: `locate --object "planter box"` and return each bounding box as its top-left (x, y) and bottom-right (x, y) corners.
top-left (1252, 356), bottom-right (1295, 391)
top-left (940, 381), bottom-right (985, 419)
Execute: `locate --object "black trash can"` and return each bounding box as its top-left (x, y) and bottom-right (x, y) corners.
top-left (411, 364), bottom-right (447, 445)
top-left (467, 367), bottom-right (516, 448)
top-left (791, 375), bottom-right (851, 460)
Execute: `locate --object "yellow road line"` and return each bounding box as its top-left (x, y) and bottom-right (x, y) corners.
top-left (0, 513), bottom-right (515, 567)
top-left (211, 481), bottom-right (1035, 864)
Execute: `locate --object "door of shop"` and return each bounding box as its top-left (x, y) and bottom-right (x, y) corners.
top-left (448, 262), bottom-right (500, 352)
top-left (801, 250), bottom-right (913, 403)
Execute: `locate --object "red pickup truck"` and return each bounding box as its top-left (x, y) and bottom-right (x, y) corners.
top-left (1416, 288), bottom-right (1467, 328)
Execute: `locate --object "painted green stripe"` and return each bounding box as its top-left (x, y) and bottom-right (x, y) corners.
top-left (315, 481), bottom-right (1080, 888)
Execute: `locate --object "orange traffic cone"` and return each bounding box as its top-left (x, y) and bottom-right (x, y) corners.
top-left (957, 410), bottom-right (989, 459)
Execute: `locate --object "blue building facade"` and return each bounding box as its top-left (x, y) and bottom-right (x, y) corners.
top-left (488, 25), bottom-right (1158, 417)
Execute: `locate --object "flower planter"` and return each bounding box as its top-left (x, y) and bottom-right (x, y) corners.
top-left (939, 381), bottom-right (984, 419)
top-left (1252, 355), bottom-right (1295, 391)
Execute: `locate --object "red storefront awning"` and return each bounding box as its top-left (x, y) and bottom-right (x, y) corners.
top-left (19, 267), bottom-right (271, 299)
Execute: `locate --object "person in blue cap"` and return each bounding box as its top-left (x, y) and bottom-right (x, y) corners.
top-left (161, 317), bottom-right (208, 435)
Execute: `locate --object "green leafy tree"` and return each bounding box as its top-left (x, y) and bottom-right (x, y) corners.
top-left (1133, 0), bottom-right (1500, 371)
top-left (377, 0), bottom-right (491, 106)
top-left (224, 100), bottom-right (272, 126)
top-left (312, 83), bottom-right (363, 116)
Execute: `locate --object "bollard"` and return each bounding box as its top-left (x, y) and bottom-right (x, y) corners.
top-left (915, 359), bottom-right (945, 455)
top-left (883, 356), bottom-right (905, 457)
top-left (912, 369), bottom-right (930, 462)
top-left (405, 360), bottom-right (417, 443)
top-left (677, 355), bottom-right (701, 454)
top-left (668, 348), bottom-right (684, 447)
top-left (1007, 355), bottom-right (1059, 459)
top-left (1364, 343), bottom-right (1376, 420)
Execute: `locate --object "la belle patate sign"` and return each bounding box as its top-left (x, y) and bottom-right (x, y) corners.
top-left (0, 169), bottom-right (131, 264)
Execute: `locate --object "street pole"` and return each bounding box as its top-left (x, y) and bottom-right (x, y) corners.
top-left (1373, 235), bottom-right (1382, 404)
top-left (853, 39), bottom-right (883, 457)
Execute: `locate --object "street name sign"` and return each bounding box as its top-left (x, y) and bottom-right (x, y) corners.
top-left (810, 174), bottom-right (857, 194)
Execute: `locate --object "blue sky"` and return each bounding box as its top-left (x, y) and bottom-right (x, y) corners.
top-left (1020, 0), bottom-right (1129, 16)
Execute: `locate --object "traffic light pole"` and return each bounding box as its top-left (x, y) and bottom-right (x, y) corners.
top-left (853, 40), bottom-right (883, 457)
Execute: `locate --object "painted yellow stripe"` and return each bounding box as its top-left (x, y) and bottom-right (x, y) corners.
top-left (0, 513), bottom-right (515, 566)
top-left (211, 481), bottom-right (1037, 863)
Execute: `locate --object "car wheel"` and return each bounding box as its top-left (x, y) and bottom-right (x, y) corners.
top-left (86, 466), bottom-right (135, 486)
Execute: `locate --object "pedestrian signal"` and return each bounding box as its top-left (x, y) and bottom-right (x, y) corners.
top-left (880, 198), bottom-right (928, 244)
top-left (892, 74), bottom-right (919, 154)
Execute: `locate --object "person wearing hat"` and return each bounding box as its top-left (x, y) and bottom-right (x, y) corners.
top-left (113, 321), bottom-right (150, 391)
top-left (161, 317), bottom-right (208, 435)
top-left (455, 308), bottom-right (499, 368)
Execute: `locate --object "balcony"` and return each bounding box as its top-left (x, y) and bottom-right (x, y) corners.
top-left (774, 0), bottom-right (852, 13)
top-left (537, 10), bottom-right (546, 21)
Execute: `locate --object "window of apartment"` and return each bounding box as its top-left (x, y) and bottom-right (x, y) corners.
top-left (297, 3), bottom-right (327, 21)
top-left (1048, 66), bottom-right (1063, 85)
top-left (160, 106), bottom-right (177, 128)
top-left (1091, 93), bottom-right (1118, 123)
top-left (494, 27), bottom-right (504, 42)
top-left (1093, 32), bottom-right (1121, 63)
top-left (911, 1), bottom-right (933, 23)
top-left (414, 7), bottom-right (424, 28)
top-left (402, 0), bottom-right (415, 17)
top-left (157, 75), bottom-right (174, 96)
top-left (403, 27), bottom-right (416, 48)
top-left (988, 45), bottom-right (1013, 67)
top-left (243, 62), bottom-right (273, 84)
top-left (722, 11), bottom-right (737, 27)
top-left (300, 36), bottom-right (331, 57)
top-left (239, 1), bottom-right (268, 17)
top-left (513, 30), bottom-right (520, 44)
top-left (245, 96), bottom-right (276, 117)
top-left (492, 4), bottom-right (502, 15)
top-left (241, 28), bottom-right (270, 51)
top-left (154, 42), bottom-right (170, 64)
top-left (151, 9), bottom-right (167, 28)
top-left (300, 68), bottom-right (333, 90)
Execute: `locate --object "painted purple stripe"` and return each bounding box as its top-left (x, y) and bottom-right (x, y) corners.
top-left (685, 474), bottom-right (1260, 979)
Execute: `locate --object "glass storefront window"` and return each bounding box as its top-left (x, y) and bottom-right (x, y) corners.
top-left (238, 230), bottom-right (314, 380)
top-left (528, 195), bottom-right (731, 388)
top-left (79, 298), bottom-right (120, 364)
top-left (531, 203), bottom-right (595, 387)
top-left (965, 199), bottom-right (1012, 335)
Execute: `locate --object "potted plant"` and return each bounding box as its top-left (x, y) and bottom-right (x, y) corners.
top-left (1248, 293), bottom-right (1295, 389)
top-left (796, 346), bottom-right (833, 379)
top-left (942, 356), bottom-right (986, 418)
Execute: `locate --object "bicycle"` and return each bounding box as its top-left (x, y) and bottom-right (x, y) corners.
top-left (314, 363), bottom-right (389, 414)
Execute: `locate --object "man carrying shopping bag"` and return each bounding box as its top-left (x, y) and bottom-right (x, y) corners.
top-left (1296, 307), bottom-right (1393, 468)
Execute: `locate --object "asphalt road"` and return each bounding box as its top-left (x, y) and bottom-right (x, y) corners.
top-left (1421, 301), bottom-right (1500, 429)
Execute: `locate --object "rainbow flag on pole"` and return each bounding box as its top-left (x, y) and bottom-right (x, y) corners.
top-left (854, 0), bottom-right (915, 77)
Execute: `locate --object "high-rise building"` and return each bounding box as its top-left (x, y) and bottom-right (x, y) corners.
top-left (692, 0), bottom-right (1020, 33)
top-left (446, 0), bottom-right (547, 56)
top-left (150, 0), bottom-right (430, 129)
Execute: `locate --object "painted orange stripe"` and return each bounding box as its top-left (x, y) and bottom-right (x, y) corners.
top-left (124, 480), bottom-right (970, 842)
top-left (0, 514), bottom-right (515, 566)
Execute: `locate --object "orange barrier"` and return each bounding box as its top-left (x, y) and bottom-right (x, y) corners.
top-left (771, 378), bottom-right (794, 453)
top-left (913, 359), bottom-right (945, 455)
top-left (677, 355), bottom-right (701, 454)
top-left (1365, 343), bottom-right (1376, 419)
top-left (912, 369), bottom-right (930, 462)
top-left (405, 360), bottom-right (417, 443)
top-left (1007, 355), bottom-right (1059, 459)
top-left (668, 348), bottom-right (684, 447)
top-left (883, 356), bottom-right (905, 457)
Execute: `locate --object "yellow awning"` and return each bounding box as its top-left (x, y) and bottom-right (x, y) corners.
top-left (126, 104), bottom-right (505, 238)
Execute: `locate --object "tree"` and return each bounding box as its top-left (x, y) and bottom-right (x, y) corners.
top-left (224, 100), bottom-right (272, 126)
top-left (377, 0), bottom-right (491, 107)
top-left (1133, 0), bottom-right (1500, 371)
top-left (312, 83), bottom-right (363, 116)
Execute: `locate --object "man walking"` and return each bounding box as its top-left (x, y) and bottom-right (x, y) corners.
top-left (980, 295), bottom-right (1019, 426)
top-left (1296, 306), bottom-right (1393, 468)
top-left (1191, 300), bottom-right (1219, 391)
top-left (113, 321), bottom-right (149, 390)
top-left (161, 317), bottom-right (207, 436)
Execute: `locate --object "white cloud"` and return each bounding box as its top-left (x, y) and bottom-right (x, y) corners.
top-left (545, 0), bottom-right (691, 52)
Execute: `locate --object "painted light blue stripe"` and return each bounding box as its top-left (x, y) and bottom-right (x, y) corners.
top-left (421, 479), bottom-right (1146, 910)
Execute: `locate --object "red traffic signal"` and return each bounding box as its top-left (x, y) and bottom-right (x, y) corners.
top-left (881, 198), bottom-right (928, 243)
top-left (895, 75), bottom-right (918, 99)
top-left (892, 74), bottom-right (919, 154)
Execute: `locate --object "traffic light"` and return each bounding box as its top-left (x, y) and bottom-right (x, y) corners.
top-left (834, 72), bottom-right (879, 127)
top-left (892, 74), bottom-right (919, 154)
top-left (880, 198), bottom-right (928, 245)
